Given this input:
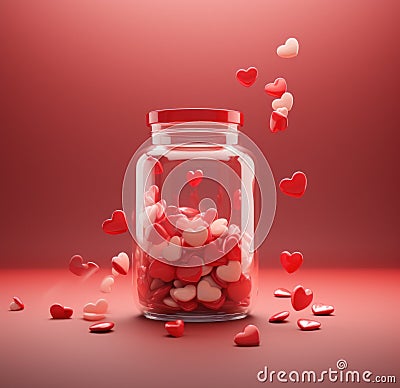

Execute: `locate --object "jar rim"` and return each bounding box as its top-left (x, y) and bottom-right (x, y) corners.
top-left (146, 108), bottom-right (243, 127)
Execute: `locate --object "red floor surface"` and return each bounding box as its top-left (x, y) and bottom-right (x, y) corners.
top-left (1, 268), bottom-right (399, 388)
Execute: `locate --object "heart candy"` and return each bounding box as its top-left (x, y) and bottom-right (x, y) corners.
top-left (280, 251), bottom-right (303, 273)
top-left (210, 218), bottom-right (228, 237)
top-left (148, 260), bottom-right (176, 282)
top-left (276, 107), bottom-right (288, 117)
top-left (201, 208), bottom-right (217, 225)
top-left (270, 111), bottom-right (288, 133)
top-left (272, 92), bottom-right (294, 111)
top-left (112, 252), bottom-right (130, 275)
top-left (269, 311), bottom-right (290, 323)
top-left (69, 255), bottom-right (99, 276)
top-left (274, 288), bottom-right (291, 298)
top-left (182, 228), bottom-right (208, 247)
top-left (50, 303), bottom-right (73, 319)
top-left (236, 67), bottom-right (258, 87)
top-left (144, 185), bottom-right (160, 206)
top-left (197, 279), bottom-right (222, 302)
top-left (145, 223), bottom-right (169, 244)
top-left (176, 266), bottom-right (202, 283)
top-left (279, 171), bottom-right (307, 198)
top-left (277, 37), bottom-right (299, 58)
top-left (291, 285), bottom-right (313, 311)
top-left (312, 303), bottom-right (335, 315)
top-left (234, 324), bottom-right (260, 346)
top-left (227, 275), bottom-right (251, 302)
top-left (100, 276), bottom-right (114, 293)
top-left (216, 260), bottom-right (242, 283)
top-left (163, 297), bottom-right (180, 308)
top-left (186, 169), bottom-right (203, 187)
top-left (165, 320), bottom-right (184, 337)
top-left (9, 297), bottom-right (24, 311)
top-left (265, 77), bottom-right (287, 98)
top-left (102, 210), bottom-right (128, 235)
top-left (83, 313), bottom-right (106, 321)
top-left (89, 322), bottom-right (115, 333)
top-left (297, 319), bottom-right (321, 331)
top-left (162, 236), bottom-right (182, 262)
top-left (170, 285), bottom-right (196, 302)
top-left (83, 299), bottom-right (108, 314)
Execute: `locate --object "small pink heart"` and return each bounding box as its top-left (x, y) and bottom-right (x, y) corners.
top-left (186, 169), bottom-right (203, 187)
top-left (280, 251), bottom-right (303, 273)
top-left (83, 299), bottom-right (108, 314)
top-left (279, 171), bottom-right (307, 198)
top-left (102, 210), bottom-right (128, 235)
top-left (277, 37), bottom-right (299, 58)
top-left (291, 285), bottom-right (313, 311)
top-left (297, 319), bottom-right (321, 331)
top-left (236, 67), bottom-right (258, 87)
top-left (234, 324), bottom-right (260, 346)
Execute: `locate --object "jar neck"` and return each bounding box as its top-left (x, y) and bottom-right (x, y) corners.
top-left (150, 122), bottom-right (239, 145)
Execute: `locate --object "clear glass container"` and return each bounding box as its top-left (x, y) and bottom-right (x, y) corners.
top-left (123, 108), bottom-right (276, 322)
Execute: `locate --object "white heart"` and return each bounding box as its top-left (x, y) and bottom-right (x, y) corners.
top-left (197, 279), bottom-right (222, 302)
top-left (83, 298), bottom-right (108, 314)
top-left (210, 218), bottom-right (228, 237)
top-left (163, 297), bottom-right (179, 308)
top-left (277, 37), bottom-right (299, 58)
top-left (171, 284), bottom-right (196, 302)
top-left (162, 236), bottom-right (182, 262)
top-left (216, 260), bottom-right (242, 282)
top-left (272, 92), bottom-right (294, 111)
top-left (100, 275), bottom-right (114, 293)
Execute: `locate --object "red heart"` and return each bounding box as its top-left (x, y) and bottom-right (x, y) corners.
top-left (236, 67), bottom-right (258, 87)
top-left (264, 77), bottom-right (287, 98)
top-left (89, 321), bottom-right (115, 333)
top-left (297, 319), bottom-right (321, 331)
top-left (291, 285), bottom-right (313, 311)
top-left (270, 111), bottom-right (288, 133)
top-left (200, 294), bottom-right (226, 310)
top-left (227, 275), bottom-right (251, 302)
top-left (279, 171), bottom-right (307, 198)
top-left (149, 284), bottom-right (172, 303)
top-left (273, 288), bottom-right (291, 298)
top-left (148, 260), bottom-right (176, 282)
top-left (69, 255), bottom-right (99, 276)
top-left (280, 251), bottom-right (303, 273)
top-left (165, 320), bottom-right (184, 337)
top-left (176, 266), bottom-right (202, 283)
top-left (269, 311), bottom-right (290, 323)
top-left (186, 170), bottom-right (203, 187)
top-left (50, 303), bottom-right (73, 319)
top-left (102, 210), bottom-right (128, 235)
top-left (177, 299), bottom-right (199, 312)
top-left (234, 324), bottom-right (260, 346)
top-left (312, 303), bottom-right (335, 315)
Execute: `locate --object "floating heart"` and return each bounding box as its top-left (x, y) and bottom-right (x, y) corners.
top-left (291, 285), bottom-right (313, 311)
top-left (236, 67), bottom-right (258, 87)
top-left (227, 275), bottom-right (251, 302)
top-left (272, 92), bottom-right (294, 111)
top-left (50, 303), bottom-right (73, 319)
top-left (216, 260), bottom-right (242, 283)
top-left (9, 296), bottom-right (24, 311)
top-left (112, 252), bottom-right (130, 275)
top-left (269, 311), bottom-right (290, 323)
top-left (83, 313), bottom-right (106, 321)
top-left (89, 322), bottom-right (115, 333)
top-left (102, 210), bottom-right (128, 235)
top-left (297, 319), bottom-right (321, 331)
top-left (170, 285), bottom-right (196, 302)
top-left (100, 276), bottom-right (114, 293)
top-left (234, 324), bottom-right (260, 346)
top-left (186, 169), bottom-right (203, 187)
top-left (148, 260), bottom-right (176, 282)
top-left (265, 77), bottom-right (287, 98)
top-left (83, 298), bottom-right (108, 314)
top-left (312, 303), bottom-right (335, 315)
top-left (162, 236), bottom-right (182, 262)
top-left (197, 279), bottom-right (222, 302)
top-left (279, 171), bottom-right (307, 198)
top-left (277, 37), bottom-right (299, 58)
top-left (270, 111), bottom-right (288, 133)
top-left (69, 255), bottom-right (99, 276)
top-left (165, 320), bottom-right (184, 337)
top-left (274, 288), bottom-right (291, 298)
top-left (176, 266), bottom-right (202, 283)
top-left (280, 251), bottom-right (303, 273)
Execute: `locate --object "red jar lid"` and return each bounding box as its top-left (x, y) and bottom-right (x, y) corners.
top-left (146, 108), bottom-right (243, 127)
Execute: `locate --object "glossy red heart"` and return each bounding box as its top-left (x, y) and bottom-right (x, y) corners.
top-left (291, 285), bottom-right (313, 311)
top-left (236, 67), bottom-right (258, 87)
top-left (264, 77), bottom-right (287, 98)
top-left (227, 275), bottom-right (251, 302)
top-left (312, 303), bottom-right (335, 315)
top-left (148, 260), bottom-right (176, 282)
top-left (274, 288), bottom-right (291, 298)
top-left (234, 324), bottom-right (260, 346)
top-left (297, 319), bottom-right (321, 331)
top-left (176, 266), bottom-right (202, 283)
top-left (102, 210), bottom-right (128, 234)
top-left (165, 320), bottom-right (184, 337)
top-left (279, 171), bottom-right (307, 198)
top-left (50, 303), bottom-right (73, 319)
top-left (269, 311), bottom-right (290, 323)
top-left (270, 111), bottom-right (288, 133)
top-left (280, 251), bottom-right (303, 273)
top-left (89, 321), bottom-right (115, 333)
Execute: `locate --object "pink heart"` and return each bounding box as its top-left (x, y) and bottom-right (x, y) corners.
top-left (111, 252), bottom-right (130, 275)
top-left (236, 67), bottom-right (258, 87)
top-left (291, 285), bottom-right (313, 311)
top-left (197, 279), bottom-right (222, 302)
top-left (186, 169), bottom-right (203, 187)
top-left (297, 319), bottom-right (321, 331)
top-left (83, 298), bottom-right (108, 314)
top-left (280, 251), bottom-right (303, 273)
top-left (234, 324), bottom-right (260, 346)
top-left (279, 171), bottom-right (307, 198)
top-left (277, 38), bottom-right (299, 58)
top-left (272, 92), bottom-right (294, 111)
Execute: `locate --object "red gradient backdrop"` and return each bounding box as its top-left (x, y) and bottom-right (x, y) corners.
top-left (0, 0), bottom-right (399, 269)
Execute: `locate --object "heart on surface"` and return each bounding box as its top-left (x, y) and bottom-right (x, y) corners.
top-left (165, 320), bottom-right (184, 337)
top-left (297, 319), bottom-right (321, 331)
top-left (83, 298), bottom-right (108, 314)
top-left (234, 324), bottom-right (260, 346)
top-left (50, 303), bottom-right (73, 319)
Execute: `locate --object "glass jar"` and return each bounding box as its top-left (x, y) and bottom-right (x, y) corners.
top-left (123, 108), bottom-right (276, 322)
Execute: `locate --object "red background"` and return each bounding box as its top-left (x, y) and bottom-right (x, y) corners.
top-left (0, 0), bottom-right (399, 269)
